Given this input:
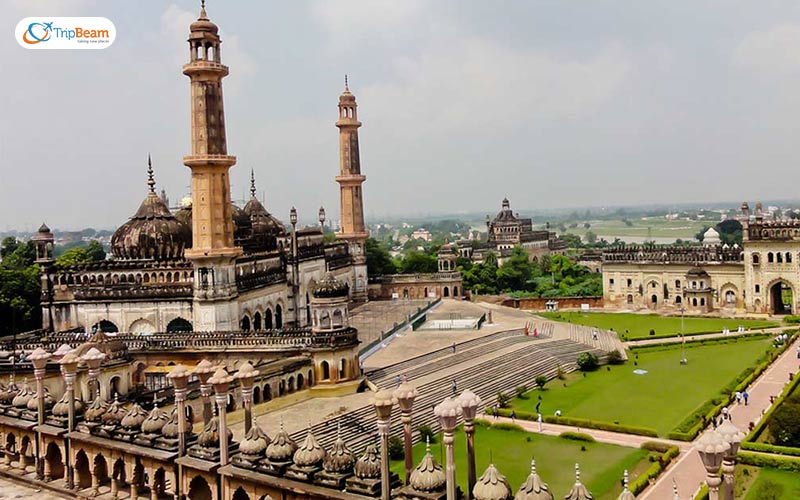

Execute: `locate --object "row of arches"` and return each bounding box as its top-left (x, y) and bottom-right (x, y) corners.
top-left (240, 305), bottom-right (283, 331)
top-left (764, 252), bottom-right (794, 264)
top-left (92, 317), bottom-right (192, 334)
top-left (251, 369), bottom-right (313, 404)
top-left (58, 270), bottom-right (192, 287)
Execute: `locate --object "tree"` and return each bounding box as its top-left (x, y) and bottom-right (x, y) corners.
top-left (769, 393), bottom-right (800, 447)
top-left (577, 352), bottom-right (599, 371)
top-left (559, 233), bottom-right (582, 248)
top-left (497, 247), bottom-right (535, 292)
top-left (715, 219), bottom-right (743, 245)
top-left (55, 240), bottom-right (106, 267)
top-left (365, 238), bottom-right (397, 277)
top-left (585, 231), bottom-right (598, 244)
top-left (399, 251), bottom-right (437, 274)
top-left (535, 375), bottom-right (548, 390)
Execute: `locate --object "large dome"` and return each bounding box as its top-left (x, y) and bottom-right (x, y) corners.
top-left (111, 161), bottom-right (191, 260)
top-left (174, 201), bottom-right (255, 249)
top-left (242, 171), bottom-right (286, 251)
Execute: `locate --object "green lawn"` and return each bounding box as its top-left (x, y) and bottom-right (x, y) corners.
top-left (538, 311), bottom-right (777, 339)
top-left (512, 337), bottom-right (774, 436)
top-left (743, 467), bottom-right (800, 500)
top-left (390, 424), bottom-right (649, 500)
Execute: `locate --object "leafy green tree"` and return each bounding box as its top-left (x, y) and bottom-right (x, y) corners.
top-left (535, 375), bottom-right (547, 390)
top-left (559, 233), bottom-right (583, 248)
top-left (497, 247), bottom-right (535, 291)
top-left (55, 240), bottom-right (106, 267)
top-left (585, 231), bottom-right (598, 244)
top-left (365, 238), bottom-right (397, 277)
top-left (769, 393), bottom-right (800, 447)
top-left (399, 251), bottom-right (437, 274)
top-left (577, 352), bottom-right (599, 371)
top-left (715, 219), bottom-right (743, 245)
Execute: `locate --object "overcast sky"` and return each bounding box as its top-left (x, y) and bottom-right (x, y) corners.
top-left (3, 0), bottom-right (800, 231)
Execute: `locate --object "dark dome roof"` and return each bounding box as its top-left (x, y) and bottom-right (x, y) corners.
top-left (111, 192), bottom-right (191, 260)
top-left (494, 198), bottom-right (518, 223)
top-left (313, 273), bottom-right (349, 299)
top-left (173, 202), bottom-right (253, 249)
top-left (190, 5), bottom-right (219, 34)
top-left (687, 266), bottom-right (710, 277)
top-left (38, 222), bottom-right (51, 234)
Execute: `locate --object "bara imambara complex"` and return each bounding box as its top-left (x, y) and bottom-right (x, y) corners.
top-left (601, 202), bottom-right (800, 316)
top-left (0, 3), bottom-right (781, 500)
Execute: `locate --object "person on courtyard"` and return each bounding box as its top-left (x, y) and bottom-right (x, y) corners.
top-left (722, 406), bottom-right (729, 420)
top-left (395, 375), bottom-right (401, 387)
top-left (712, 417), bottom-right (718, 429)
top-left (535, 401), bottom-right (541, 414)
top-left (452, 342), bottom-right (456, 354)
top-left (492, 404), bottom-right (499, 419)
top-left (451, 379), bottom-right (457, 395)
top-left (735, 391), bottom-right (742, 404)
top-left (743, 391), bottom-right (749, 405)
top-left (509, 409), bottom-right (516, 422)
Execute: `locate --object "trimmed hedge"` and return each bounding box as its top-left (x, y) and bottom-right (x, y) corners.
top-left (737, 451), bottom-right (800, 472)
top-left (741, 369), bottom-right (800, 453)
top-left (640, 441), bottom-right (674, 453)
top-left (559, 431), bottom-right (595, 442)
top-left (492, 408), bottom-right (659, 437)
top-left (628, 444), bottom-right (680, 495)
top-left (694, 484), bottom-right (709, 500)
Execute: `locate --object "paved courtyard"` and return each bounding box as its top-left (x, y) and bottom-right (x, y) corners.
top-left (0, 478), bottom-right (67, 499)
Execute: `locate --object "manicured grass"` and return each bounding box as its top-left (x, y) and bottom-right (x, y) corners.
top-left (744, 467), bottom-right (800, 500)
top-left (390, 424), bottom-right (649, 500)
top-left (538, 311), bottom-right (777, 339)
top-left (512, 337), bottom-right (774, 436)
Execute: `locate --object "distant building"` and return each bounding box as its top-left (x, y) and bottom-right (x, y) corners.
top-left (411, 229), bottom-right (432, 242)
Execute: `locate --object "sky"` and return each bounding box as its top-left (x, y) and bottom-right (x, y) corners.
top-left (3, 0), bottom-right (800, 231)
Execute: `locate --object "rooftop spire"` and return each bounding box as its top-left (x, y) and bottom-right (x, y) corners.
top-left (250, 168), bottom-right (257, 198)
top-left (147, 154), bottom-right (156, 193)
top-left (200, 0), bottom-right (207, 19)
top-left (345, 74), bottom-right (350, 92)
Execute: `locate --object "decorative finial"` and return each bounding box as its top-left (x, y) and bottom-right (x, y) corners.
top-left (531, 459), bottom-right (537, 475)
top-left (337, 420), bottom-right (342, 438)
top-left (425, 435), bottom-right (431, 453)
top-left (575, 463), bottom-right (581, 483)
top-left (623, 470), bottom-right (629, 490)
top-left (250, 168), bottom-right (257, 198)
top-left (344, 74), bottom-right (349, 91)
top-left (147, 154), bottom-right (155, 193)
top-left (199, 0), bottom-right (208, 19)
top-left (672, 478), bottom-right (680, 499)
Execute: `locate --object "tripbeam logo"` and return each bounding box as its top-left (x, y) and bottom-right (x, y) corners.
top-left (16, 17), bottom-right (116, 50)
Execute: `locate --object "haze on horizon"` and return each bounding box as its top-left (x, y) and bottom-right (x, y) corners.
top-left (3, 0), bottom-right (800, 231)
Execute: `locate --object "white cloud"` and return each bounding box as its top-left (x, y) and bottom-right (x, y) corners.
top-left (734, 24), bottom-right (800, 72)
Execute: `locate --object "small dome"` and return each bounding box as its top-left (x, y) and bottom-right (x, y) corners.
top-left (239, 420), bottom-right (272, 457)
top-left (52, 392), bottom-right (84, 416)
top-left (190, 3), bottom-right (219, 34)
top-left (703, 227), bottom-right (720, 245)
top-left (312, 273), bottom-right (349, 299)
top-left (473, 464), bottom-right (513, 500)
top-left (38, 222), bottom-right (51, 234)
top-left (340, 77), bottom-right (356, 103)
top-left (515, 461), bottom-right (553, 500)
top-left (26, 388), bottom-right (55, 411)
top-left (173, 201), bottom-right (253, 250)
top-left (161, 408), bottom-right (180, 438)
top-left (323, 433), bottom-right (356, 474)
top-left (84, 396), bottom-right (109, 423)
top-left (0, 379), bottom-right (14, 405)
top-left (198, 416), bottom-right (233, 448)
top-left (564, 464), bottom-right (594, 500)
top-left (101, 396), bottom-right (126, 425)
top-left (409, 440), bottom-right (446, 493)
top-left (121, 403), bottom-right (149, 430)
top-left (141, 404), bottom-right (169, 434)
top-left (293, 428), bottom-right (327, 467)
top-left (12, 382), bottom-right (34, 408)
top-left (111, 163), bottom-right (191, 260)
top-left (354, 444), bottom-right (382, 479)
top-left (265, 422), bottom-right (297, 462)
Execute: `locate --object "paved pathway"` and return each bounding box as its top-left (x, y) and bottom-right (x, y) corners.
top-left (0, 476), bottom-right (68, 499)
top-left (640, 336), bottom-right (799, 500)
top-left (627, 326), bottom-right (793, 347)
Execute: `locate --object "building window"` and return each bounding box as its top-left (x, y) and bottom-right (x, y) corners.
top-left (777, 253), bottom-right (783, 263)
top-left (675, 280), bottom-right (681, 288)
top-left (753, 254), bottom-right (760, 264)
top-left (755, 284), bottom-right (760, 293)
top-left (609, 279), bottom-right (615, 287)
top-left (627, 278), bottom-right (632, 287)
top-left (787, 253), bottom-right (793, 263)
top-left (768, 252), bottom-right (774, 263)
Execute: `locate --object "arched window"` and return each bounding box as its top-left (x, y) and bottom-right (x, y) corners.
top-left (265, 309), bottom-right (273, 330)
top-left (787, 253), bottom-right (793, 263)
top-left (241, 316), bottom-right (251, 332)
top-left (339, 358), bottom-right (346, 379)
top-left (768, 252), bottom-right (774, 263)
top-left (253, 312), bottom-right (262, 331)
top-left (167, 317), bottom-right (192, 333)
top-left (275, 305), bottom-right (283, 328)
top-left (332, 309), bottom-right (344, 328)
top-left (675, 280), bottom-right (681, 289)
top-left (626, 294), bottom-right (633, 304)
top-left (321, 361), bottom-right (330, 380)
top-left (444, 287), bottom-right (450, 297)
top-left (753, 254), bottom-right (760, 264)
top-left (650, 294), bottom-right (657, 304)
top-left (320, 313), bottom-right (331, 329)
top-left (692, 298), bottom-right (698, 306)
top-left (777, 253), bottom-right (783, 263)
top-left (675, 296), bottom-right (682, 304)
top-left (725, 290), bottom-right (735, 304)
top-left (700, 298), bottom-right (706, 306)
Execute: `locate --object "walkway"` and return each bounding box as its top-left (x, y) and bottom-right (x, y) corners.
top-left (640, 336), bottom-right (799, 499)
top-left (627, 326), bottom-right (793, 347)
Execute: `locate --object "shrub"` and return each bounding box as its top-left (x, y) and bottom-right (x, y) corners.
top-left (491, 422), bottom-right (524, 432)
top-left (752, 479), bottom-right (784, 500)
top-left (515, 385), bottom-right (528, 399)
top-left (649, 329), bottom-right (656, 336)
top-left (577, 352), bottom-right (599, 371)
top-left (556, 364), bottom-right (565, 379)
top-left (388, 435), bottom-right (404, 460)
top-left (497, 391), bottom-right (511, 408)
top-left (737, 451), bottom-right (800, 471)
top-left (535, 376), bottom-right (548, 390)
top-left (418, 425), bottom-right (436, 444)
top-left (783, 315), bottom-right (800, 325)
top-left (559, 431), bottom-right (595, 442)
top-left (607, 350), bottom-right (625, 365)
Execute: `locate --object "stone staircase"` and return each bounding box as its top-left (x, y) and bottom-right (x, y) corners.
top-left (291, 334), bottom-right (605, 453)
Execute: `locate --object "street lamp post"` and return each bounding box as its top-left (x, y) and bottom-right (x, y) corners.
top-left (29, 347), bottom-right (51, 480)
top-left (234, 362), bottom-right (259, 434)
top-left (194, 359), bottom-right (215, 426)
top-left (209, 367), bottom-right (234, 466)
top-left (718, 420), bottom-right (745, 500)
top-left (81, 347), bottom-right (106, 401)
top-left (434, 397), bottom-right (462, 500)
top-left (290, 207), bottom-right (300, 327)
top-left (695, 430), bottom-right (730, 500)
top-left (166, 364), bottom-right (191, 457)
top-left (393, 382), bottom-right (418, 485)
top-left (458, 389), bottom-right (481, 500)
top-left (372, 389), bottom-right (396, 500)
top-left (59, 351), bottom-right (79, 489)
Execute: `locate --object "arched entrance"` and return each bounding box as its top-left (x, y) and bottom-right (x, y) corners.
top-left (444, 286), bottom-right (450, 297)
top-left (770, 281), bottom-right (794, 315)
top-left (233, 487), bottom-right (251, 500)
top-left (166, 317), bottom-right (192, 333)
top-left (45, 442), bottom-right (64, 480)
top-left (94, 320), bottom-right (119, 333)
top-left (321, 361), bottom-right (330, 380)
top-left (75, 450), bottom-right (91, 489)
top-left (109, 376), bottom-right (121, 398)
top-left (241, 316), bottom-right (251, 331)
top-left (94, 453), bottom-right (110, 488)
top-left (188, 475), bottom-right (212, 500)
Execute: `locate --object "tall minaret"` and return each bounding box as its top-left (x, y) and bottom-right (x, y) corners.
top-left (183, 1), bottom-right (241, 330)
top-left (336, 76), bottom-right (369, 301)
